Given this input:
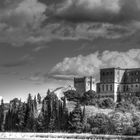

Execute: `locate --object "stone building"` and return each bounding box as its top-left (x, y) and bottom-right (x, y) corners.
top-left (96, 67), bottom-right (140, 102)
top-left (74, 76), bottom-right (95, 94)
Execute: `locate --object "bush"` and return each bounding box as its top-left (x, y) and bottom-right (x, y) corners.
top-left (123, 126), bottom-right (136, 135)
top-left (81, 90), bottom-right (97, 105)
top-left (109, 111), bottom-right (133, 135)
top-left (68, 103), bottom-right (83, 133)
top-left (87, 113), bottom-right (115, 134)
top-left (64, 90), bottom-right (81, 102)
top-left (98, 98), bottom-right (115, 109)
top-left (132, 114), bottom-right (140, 135)
top-left (83, 123), bottom-right (91, 133)
top-left (115, 101), bottom-right (136, 113)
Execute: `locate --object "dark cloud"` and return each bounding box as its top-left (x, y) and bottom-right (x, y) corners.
top-left (0, 0), bottom-right (47, 46)
top-left (55, 0), bottom-right (140, 23)
top-left (0, 0), bottom-right (139, 46)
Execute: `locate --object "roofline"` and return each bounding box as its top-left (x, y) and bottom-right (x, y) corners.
top-left (100, 67), bottom-right (140, 71)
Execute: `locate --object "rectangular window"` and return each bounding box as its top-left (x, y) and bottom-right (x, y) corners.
top-left (110, 85), bottom-right (113, 91)
top-left (123, 85), bottom-right (125, 92)
top-left (106, 85), bottom-right (108, 91)
top-left (102, 85), bottom-right (104, 92)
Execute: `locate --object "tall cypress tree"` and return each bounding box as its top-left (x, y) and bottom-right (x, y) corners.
top-left (24, 94), bottom-right (37, 132)
top-left (0, 99), bottom-right (4, 131)
top-left (37, 93), bottom-right (42, 104)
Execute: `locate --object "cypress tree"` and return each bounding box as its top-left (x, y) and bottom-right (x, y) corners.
top-left (37, 93), bottom-right (42, 104)
top-left (0, 99), bottom-right (4, 131)
top-left (68, 102), bottom-right (83, 133)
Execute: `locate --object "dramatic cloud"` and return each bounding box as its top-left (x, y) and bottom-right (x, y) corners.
top-left (50, 49), bottom-right (140, 80)
top-left (0, 0), bottom-right (47, 46)
top-left (56, 0), bottom-right (140, 22)
top-left (26, 22), bottom-right (135, 43)
top-left (0, 0), bottom-right (140, 46)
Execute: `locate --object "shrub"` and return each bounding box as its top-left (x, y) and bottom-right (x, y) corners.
top-left (64, 90), bottom-right (81, 102)
top-left (87, 113), bottom-right (115, 134)
top-left (68, 103), bottom-right (83, 133)
top-left (132, 114), bottom-right (140, 135)
top-left (109, 111), bottom-right (133, 135)
top-left (83, 123), bottom-right (91, 133)
top-left (98, 98), bottom-right (115, 109)
top-left (115, 101), bottom-right (136, 113)
top-left (123, 126), bottom-right (136, 135)
top-left (81, 90), bottom-right (97, 105)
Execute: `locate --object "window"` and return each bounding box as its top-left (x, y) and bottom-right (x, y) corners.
top-left (98, 87), bottom-right (100, 92)
top-left (110, 85), bottom-right (113, 91)
top-left (136, 85), bottom-right (138, 88)
top-left (102, 85), bottom-right (104, 91)
top-left (123, 86), bottom-right (125, 92)
top-left (126, 85), bottom-right (129, 91)
top-left (117, 86), bottom-right (119, 92)
top-left (106, 85), bottom-right (108, 91)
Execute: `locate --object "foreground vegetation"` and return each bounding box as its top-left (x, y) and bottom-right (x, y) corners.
top-left (0, 89), bottom-right (140, 136)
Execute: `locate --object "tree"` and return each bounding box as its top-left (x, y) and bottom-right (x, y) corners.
top-left (68, 102), bottom-right (83, 133)
top-left (37, 93), bottom-right (41, 104)
top-left (16, 102), bottom-right (26, 132)
top-left (110, 111), bottom-right (133, 135)
top-left (41, 90), bottom-right (62, 132)
top-left (88, 113), bottom-right (115, 134)
top-left (81, 90), bottom-right (97, 105)
top-left (60, 97), bottom-right (69, 131)
top-left (0, 99), bottom-right (4, 131)
top-left (64, 90), bottom-right (81, 102)
top-left (115, 101), bottom-right (136, 113)
top-left (24, 94), bottom-right (37, 132)
top-left (4, 98), bottom-right (23, 132)
top-left (98, 98), bottom-right (115, 109)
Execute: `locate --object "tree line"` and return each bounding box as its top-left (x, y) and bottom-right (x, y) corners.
top-left (0, 89), bottom-right (140, 135)
top-left (0, 90), bottom-right (86, 133)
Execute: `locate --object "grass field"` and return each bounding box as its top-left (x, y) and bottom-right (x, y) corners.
top-left (0, 132), bottom-right (140, 140)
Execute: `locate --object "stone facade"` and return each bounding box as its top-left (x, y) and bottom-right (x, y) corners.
top-left (97, 67), bottom-right (140, 102)
top-left (74, 77), bottom-right (95, 94)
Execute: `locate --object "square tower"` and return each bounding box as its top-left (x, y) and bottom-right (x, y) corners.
top-left (74, 76), bottom-right (95, 95)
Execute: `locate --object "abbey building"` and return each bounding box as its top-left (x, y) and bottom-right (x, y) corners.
top-left (97, 67), bottom-right (140, 102)
top-left (74, 67), bottom-right (140, 102)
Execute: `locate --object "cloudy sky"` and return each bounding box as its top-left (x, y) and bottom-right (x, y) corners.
top-left (1, 0), bottom-right (140, 102)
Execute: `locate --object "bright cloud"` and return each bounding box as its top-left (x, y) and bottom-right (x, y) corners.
top-left (50, 49), bottom-right (140, 80)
